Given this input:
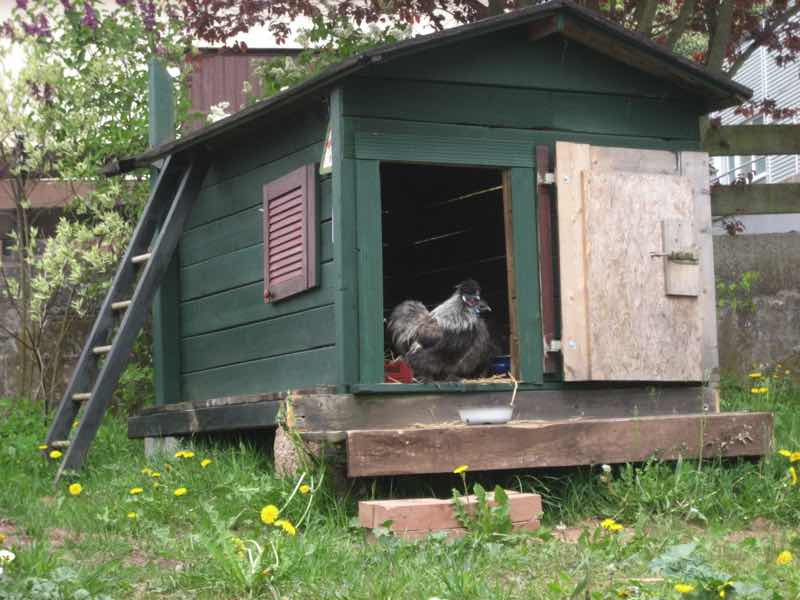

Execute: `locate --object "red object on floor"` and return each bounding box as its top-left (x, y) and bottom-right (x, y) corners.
top-left (384, 359), bottom-right (414, 383)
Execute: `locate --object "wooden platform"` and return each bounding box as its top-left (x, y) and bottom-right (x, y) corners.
top-left (346, 412), bottom-right (773, 477)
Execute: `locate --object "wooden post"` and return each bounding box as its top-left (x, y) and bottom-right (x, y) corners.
top-left (148, 58), bottom-right (180, 406)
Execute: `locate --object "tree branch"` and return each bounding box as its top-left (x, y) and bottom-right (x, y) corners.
top-left (635, 0), bottom-right (659, 34)
top-left (666, 0), bottom-right (697, 49)
top-left (706, 0), bottom-right (736, 73)
top-left (729, 3), bottom-right (800, 76)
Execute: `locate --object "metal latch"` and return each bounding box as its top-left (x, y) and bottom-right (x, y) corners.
top-left (537, 172), bottom-right (555, 185)
top-left (650, 251), bottom-right (699, 265)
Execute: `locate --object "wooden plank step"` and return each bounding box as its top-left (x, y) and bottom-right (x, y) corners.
top-left (111, 300), bottom-right (131, 311)
top-left (72, 393), bottom-right (91, 401)
top-left (346, 412), bottom-right (774, 477)
top-left (92, 345), bottom-right (112, 354)
top-left (131, 252), bottom-right (151, 264)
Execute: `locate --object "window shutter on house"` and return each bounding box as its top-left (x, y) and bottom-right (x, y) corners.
top-left (263, 165), bottom-right (317, 302)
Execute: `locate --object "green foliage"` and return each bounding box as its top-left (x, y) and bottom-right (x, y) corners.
top-left (251, 15), bottom-right (409, 101)
top-left (717, 270), bottom-right (760, 313)
top-left (451, 483), bottom-right (514, 540)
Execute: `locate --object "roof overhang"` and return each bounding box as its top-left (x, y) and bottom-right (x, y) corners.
top-left (108, 0), bottom-right (752, 175)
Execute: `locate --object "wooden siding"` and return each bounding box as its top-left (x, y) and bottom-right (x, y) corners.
top-left (176, 112), bottom-right (333, 402)
top-left (343, 30), bottom-right (704, 387)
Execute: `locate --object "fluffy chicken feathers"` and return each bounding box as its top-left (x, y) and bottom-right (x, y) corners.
top-left (387, 279), bottom-right (496, 381)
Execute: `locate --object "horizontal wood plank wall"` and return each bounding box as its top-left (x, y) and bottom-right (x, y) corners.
top-left (343, 30), bottom-right (702, 387)
top-left (177, 111), bottom-right (335, 402)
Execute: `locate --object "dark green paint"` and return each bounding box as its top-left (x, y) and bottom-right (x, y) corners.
top-left (149, 58), bottom-right (181, 406)
top-left (182, 304), bottom-right (336, 373)
top-left (331, 89), bottom-right (360, 390)
top-left (181, 345), bottom-right (338, 402)
top-left (181, 262), bottom-right (336, 337)
top-left (355, 159), bottom-right (384, 384)
top-left (345, 77), bottom-right (699, 140)
top-left (509, 167), bottom-right (543, 384)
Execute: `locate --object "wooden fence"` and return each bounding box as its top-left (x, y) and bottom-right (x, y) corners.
top-left (705, 124), bottom-right (800, 216)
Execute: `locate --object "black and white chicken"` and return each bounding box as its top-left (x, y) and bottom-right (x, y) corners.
top-left (387, 279), bottom-right (496, 382)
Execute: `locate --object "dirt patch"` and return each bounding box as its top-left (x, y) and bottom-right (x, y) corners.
top-left (725, 517), bottom-right (778, 543)
top-left (125, 547), bottom-right (182, 571)
top-left (0, 519), bottom-right (31, 547)
top-left (47, 527), bottom-right (83, 548)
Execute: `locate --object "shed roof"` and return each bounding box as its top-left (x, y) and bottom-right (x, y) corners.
top-left (108, 0), bottom-right (752, 174)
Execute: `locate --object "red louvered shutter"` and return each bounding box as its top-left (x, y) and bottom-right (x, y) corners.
top-left (263, 165), bottom-right (317, 302)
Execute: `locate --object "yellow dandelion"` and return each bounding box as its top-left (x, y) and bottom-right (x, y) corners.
top-left (127, 511), bottom-right (138, 520)
top-left (779, 449), bottom-right (792, 457)
top-left (38, 444), bottom-right (48, 450)
top-left (789, 466), bottom-right (798, 486)
top-left (200, 459), bottom-right (212, 468)
top-left (68, 483), bottom-right (82, 496)
top-left (129, 487), bottom-right (144, 495)
top-left (750, 387), bottom-right (760, 393)
top-left (173, 487), bottom-right (188, 497)
top-left (141, 467), bottom-right (153, 476)
top-left (453, 465), bottom-right (469, 474)
top-left (299, 484), bottom-right (311, 494)
top-left (759, 386), bottom-right (769, 393)
top-left (49, 450), bottom-right (62, 459)
top-left (749, 372), bottom-right (762, 378)
top-left (776, 550), bottom-right (793, 565)
top-left (790, 452), bottom-right (800, 463)
top-left (674, 583), bottom-right (695, 594)
top-left (600, 518), bottom-right (624, 531)
top-left (0, 533), bottom-right (6, 544)
top-left (260, 504), bottom-right (279, 525)
top-left (275, 519), bottom-right (296, 536)
top-left (151, 471), bottom-right (161, 478)
top-left (174, 450), bottom-right (194, 459)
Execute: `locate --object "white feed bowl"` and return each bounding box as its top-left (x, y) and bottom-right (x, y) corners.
top-left (459, 406), bottom-right (513, 425)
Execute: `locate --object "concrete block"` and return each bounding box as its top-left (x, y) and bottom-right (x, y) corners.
top-left (144, 436), bottom-right (179, 458)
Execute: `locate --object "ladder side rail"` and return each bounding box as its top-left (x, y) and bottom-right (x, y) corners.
top-left (57, 153), bottom-right (209, 477)
top-left (45, 155), bottom-right (180, 447)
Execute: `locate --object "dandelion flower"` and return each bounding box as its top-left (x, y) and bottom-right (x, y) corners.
top-left (776, 550), bottom-right (793, 565)
top-left (674, 583), bottom-right (695, 593)
top-left (127, 511), bottom-right (138, 520)
top-left (68, 483), bottom-right (82, 496)
top-left (173, 487), bottom-right (188, 497)
top-left (151, 471), bottom-right (161, 478)
top-left (779, 449), bottom-right (792, 457)
top-left (759, 386), bottom-right (769, 393)
top-left (790, 452), bottom-right (800, 463)
top-left (299, 484), bottom-right (311, 494)
top-left (200, 459), bottom-right (212, 468)
top-left (749, 372), bottom-right (762, 379)
top-left (275, 519), bottom-right (296, 536)
top-left (49, 450), bottom-right (62, 459)
top-left (38, 444), bottom-right (48, 450)
top-left (129, 487), bottom-right (144, 495)
top-left (790, 467), bottom-right (798, 486)
top-left (600, 518), bottom-right (623, 532)
top-left (141, 467), bottom-right (153, 476)
top-left (174, 450), bottom-right (195, 459)
top-left (0, 549), bottom-right (15, 564)
top-left (453, 465), bottom-right (469, 474)
top-left (0, 533), bottom-right (5, 544)
top-left (260, 504), bottom-right (279, 525)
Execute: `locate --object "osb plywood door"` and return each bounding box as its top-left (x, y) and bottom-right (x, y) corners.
top-left (555, 142), bottom-right (716, 382)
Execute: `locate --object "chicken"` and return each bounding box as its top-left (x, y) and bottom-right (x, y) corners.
top-left (387, 279), bottom-right (496, 381)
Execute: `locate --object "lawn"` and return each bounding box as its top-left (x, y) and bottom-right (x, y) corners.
top-left (1, 369), bottom-right (799, 599)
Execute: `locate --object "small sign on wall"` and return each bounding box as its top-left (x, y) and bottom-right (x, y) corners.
top-left (319, 125), bottom-right (333, 175)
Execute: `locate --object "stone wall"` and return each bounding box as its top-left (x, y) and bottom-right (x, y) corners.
top-left (714, 232), bottom-right (800, 376)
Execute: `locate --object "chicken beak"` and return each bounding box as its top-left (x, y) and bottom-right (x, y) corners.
top-left (478, 298), bottom-right (491, 313)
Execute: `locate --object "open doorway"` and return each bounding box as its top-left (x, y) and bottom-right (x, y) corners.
top-left (380, 163), bottom-right (513, 379)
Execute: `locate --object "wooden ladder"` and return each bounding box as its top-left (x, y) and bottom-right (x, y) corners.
top-left (45, 152), bottom-right (209, 482)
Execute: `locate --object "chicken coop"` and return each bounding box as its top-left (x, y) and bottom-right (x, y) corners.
top-left (118, 0), bottom-right (772, 477)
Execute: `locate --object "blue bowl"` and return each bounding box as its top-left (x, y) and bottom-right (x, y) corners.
top-left (491, 355), bottom-right (511, 375)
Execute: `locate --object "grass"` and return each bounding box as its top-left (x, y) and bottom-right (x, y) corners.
top-left (0, 370), bottom-right (799, 599)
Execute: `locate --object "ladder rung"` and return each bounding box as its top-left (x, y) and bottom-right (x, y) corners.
top-left (72, 393), bottom-right (91, 401)
top-left (93, 345), bottom-right (113, 354)
top-left (51, 440), bottom-right (71, 448)
top-left (131, 252), bottom-right (151, 264)
top-left (111, 300), bottom-right (131, 311)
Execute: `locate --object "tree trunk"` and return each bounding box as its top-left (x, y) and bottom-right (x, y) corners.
top-left (635, 0), bottom-right (659, 34)
top-left (706, 0), bottom-right (735, 73)
top-left (667, 0), bottom-right (698, 49)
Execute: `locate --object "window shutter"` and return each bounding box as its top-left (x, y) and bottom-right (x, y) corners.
top-left (263, 164), bottom-right (317, 302)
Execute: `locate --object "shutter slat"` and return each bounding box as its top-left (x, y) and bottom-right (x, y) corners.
top-left (263, 164), bottom-right (317, 302)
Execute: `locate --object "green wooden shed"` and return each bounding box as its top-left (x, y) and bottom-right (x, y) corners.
top-left (46, 0), bottom-right (774, 478)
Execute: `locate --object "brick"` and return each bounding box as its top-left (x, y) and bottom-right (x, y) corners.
top-left (358, 491), bottom-right (542, 532)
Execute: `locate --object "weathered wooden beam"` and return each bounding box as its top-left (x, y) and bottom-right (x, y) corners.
top-left (347, 412), bottom-right (773, 477)
top-left (711, 183), bottom-right (800, 216)
top-left (702, 124), bottom-right (800, 156)
top-left (292, 386), bottom-right (714, 433)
